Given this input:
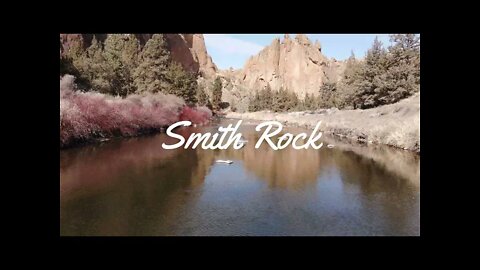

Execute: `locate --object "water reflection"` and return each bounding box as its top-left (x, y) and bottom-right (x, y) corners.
top-left (218, 132), bottom-right (323, 189)
top-left (60, 119), bottom-right (420, 236)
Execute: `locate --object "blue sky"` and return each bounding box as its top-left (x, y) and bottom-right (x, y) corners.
top-left (204, 34), bottom-right (393, 70)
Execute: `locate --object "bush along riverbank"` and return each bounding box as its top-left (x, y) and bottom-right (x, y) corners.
top-left (226, 93), bottom-right (420, 153)
top-left (60, 75), bottom-right (212, 149)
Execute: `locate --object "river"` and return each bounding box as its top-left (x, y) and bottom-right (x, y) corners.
top-left (60, 118), bottom-right (420, 236)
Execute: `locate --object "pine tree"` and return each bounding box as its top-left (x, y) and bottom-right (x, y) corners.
top-left (212, 77), bottom-right (223, 110)
top-left (122, 34), bottom-right (140, 71)
top-left (196, 83), bottom-right (210, 107)
top-left (303, 93), bottom-right (317, 110)
top-left (61, 36), bottom-right (91, 89)
top-left (103, 35), bottom-right (124, 72)
top-left (133, 34), bottom-right (171, 94)
top-left (165, 62), bottom-right (198, 105)
top-left (121, 35), bottom-right (140, 95)
top-left (84, 36), bottom-right (111, 93)
top-left (259, 84), bottom-right (273, 110)
top-left (319, 81), bottom-right (338, 108)
top-left (353, 36), bottom-right (388, 109)
top-left (272, 87), bottom-right (291, 112)
top-left (103, 34), bottom-right (139, 96)
top-left (103, 34), bottom-right (124, 95)
top-left (350, 34), bottom-right (420, 109)
top-left (286, 90), bottom-right (299, 111)
top-left (383, 34), bottom-right (420, 103)
top-left (343, 51), bottom-right (362, 84)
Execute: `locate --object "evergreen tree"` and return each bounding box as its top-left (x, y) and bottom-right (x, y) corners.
top-left (133, 34), bottom-right (171, 94)
top-left (248, 86), bottom-right (302, 112)
top-left (83, 36), bottom-right (111, 93)
top-left (258, 84), bottom-right (273, 110)
top-left (286, 91), bottom-right (299, 111)
top-left (383, 34), bottom-right (420, 103)
top-left (272, 87), bottom-right (290, 112)
top-left (318, 82), bottom-right (338, 108)
top-left (165, 62), bottom-right (198, 105)
top-left (103, 34), bottom-right (125, 95)
top-left (196, 83), bottom-right (210, 107)
top-left (61, 36), bottom-right (91, 89)
top-left (343, 51), bottom-right (362, 84)
top-left (122, 34), bottom-right (140, 71)
top-left (351, 34), bottom-right (420, 109)
top-left (212, 77), bottom-right (223, 110)
top-left (353, 37), bottom-right (388, 108)
top-left (103, 34), bottom-right (139, 96)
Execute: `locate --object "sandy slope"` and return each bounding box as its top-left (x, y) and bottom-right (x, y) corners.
top-left (225, 93), bottom-right (420, 152)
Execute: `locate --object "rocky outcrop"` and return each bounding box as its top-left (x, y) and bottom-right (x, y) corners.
top-left (59, 34), bottom-right (217, 78)
top-left (189, 34), bottom-right (218, 78)
top-left (164, 34), bottom-right (218, 78)
top-left (235, 34), bottom-right (344, 98)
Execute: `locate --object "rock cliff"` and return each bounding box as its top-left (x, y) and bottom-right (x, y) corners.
top-left (237, 34), bottom-right (345, 98)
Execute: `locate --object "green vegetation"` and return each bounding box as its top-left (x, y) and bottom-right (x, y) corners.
top-left (339, 34), bottom-right (420, 109)
top-left (133, 34), bottom-right (170, 94)
top-left (248, 85), bottom-right (301, 112)
top-left (165, 62), bottom-right (198, 105)
top-left (59, 34), bottom-right (201, 106)
top-left (212, 77), bottom-right (223, 110)
top-left (248, 34), bottom-right (420, 112)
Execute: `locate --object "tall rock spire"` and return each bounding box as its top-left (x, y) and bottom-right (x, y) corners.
top-left (238, 34), bottom-right (344, 98)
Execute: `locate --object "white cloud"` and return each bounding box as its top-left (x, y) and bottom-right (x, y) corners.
top-left (204, 34), bottom-right (264, 56)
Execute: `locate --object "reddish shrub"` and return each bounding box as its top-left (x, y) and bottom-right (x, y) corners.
top-left (179, 106), bottom-right (213, 125)
top-left (60, 75), bottom-right (212, 147)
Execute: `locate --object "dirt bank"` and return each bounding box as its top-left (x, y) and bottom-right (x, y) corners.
top-left (225, 94), bottom-right (420, 153)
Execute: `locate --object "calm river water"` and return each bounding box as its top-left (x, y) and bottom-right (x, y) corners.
top-left (60, 118), bottom-right (420, 236)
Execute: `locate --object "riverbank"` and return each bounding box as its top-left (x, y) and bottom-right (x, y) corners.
top-left (225, 93), bottom-right (420, 153)
top-left (60, 75), bottom-right (212, 149)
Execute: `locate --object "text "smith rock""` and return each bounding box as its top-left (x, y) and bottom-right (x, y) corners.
top-left (162, 120), bottom-right (324, 150)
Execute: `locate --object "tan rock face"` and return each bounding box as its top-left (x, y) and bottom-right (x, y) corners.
top-left (237, 34), bottom-right (344, 98)
top-left (190, 34), bottom-right (218, 78)
top-left (165, 34), bottom-right (199, 74)
top-left (165, 34), bottom-right (218, 78)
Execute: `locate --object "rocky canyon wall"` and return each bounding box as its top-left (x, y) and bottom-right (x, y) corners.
top-left (235, 34), bottom-right (345, 98)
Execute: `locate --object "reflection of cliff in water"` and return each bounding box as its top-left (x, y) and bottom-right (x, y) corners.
top-left (218, 131), bottom-right (323, 189)
top-left (216, 126), bottom-right (419, 191)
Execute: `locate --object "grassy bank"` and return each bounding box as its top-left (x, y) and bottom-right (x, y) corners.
top-left (226, 93), bottom-right (420, 153)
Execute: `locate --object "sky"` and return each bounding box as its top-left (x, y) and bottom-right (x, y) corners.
top-left (204, 34), bottom-right (393, 70)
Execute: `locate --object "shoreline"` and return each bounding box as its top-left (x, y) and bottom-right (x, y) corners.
top-left (59, 128), bottom-right (165, 150)
top-left (60, 117), bottom-right (219, 150)
top-left (61, 95), bottom-right (420, 154)
top-left (225, 94), bottom-right (420, 153)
